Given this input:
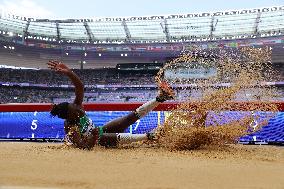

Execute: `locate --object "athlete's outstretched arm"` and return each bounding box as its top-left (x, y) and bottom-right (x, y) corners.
top-left (47, 60), bottom-right (84, 106)
top-left (65, 124), bottom-right (99, 149)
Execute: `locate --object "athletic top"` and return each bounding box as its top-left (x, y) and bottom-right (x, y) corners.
top-left (78, 115), bottom-right (96, 136)
top-left (65, 115), bottom-right (104, 147)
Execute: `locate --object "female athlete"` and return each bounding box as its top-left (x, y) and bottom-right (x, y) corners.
top-left (48, 60), bottom-right (175, 149)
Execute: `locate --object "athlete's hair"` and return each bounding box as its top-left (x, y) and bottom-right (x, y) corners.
top-left (50, 102), bottom-right (69, 119)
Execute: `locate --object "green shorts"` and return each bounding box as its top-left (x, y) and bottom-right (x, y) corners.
top-left (97, 126), bottom-right (104, 144)
top-left (98, 126), bottom-right (104, 138)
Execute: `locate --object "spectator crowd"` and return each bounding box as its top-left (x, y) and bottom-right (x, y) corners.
top-left (0, 67), bottom-right (283, 104)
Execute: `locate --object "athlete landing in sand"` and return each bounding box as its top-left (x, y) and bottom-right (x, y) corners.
top-left (47, 60), bottom-right (175, 150)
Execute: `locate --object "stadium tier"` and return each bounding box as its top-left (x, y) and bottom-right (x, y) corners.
top-left (0, 38), bottom-right (284, 69)
top-left (0, 6), bottom-right (284, 43)
top-left (0, 6), bottom-right (284, 69)
top-left (0, 65), bottom-right (283, 103)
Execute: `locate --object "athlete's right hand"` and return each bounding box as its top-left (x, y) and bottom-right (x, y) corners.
top-left (47, 60), bottom-right (71, 74)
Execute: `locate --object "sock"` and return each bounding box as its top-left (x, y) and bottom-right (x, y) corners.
top-left (135, 98), bottom-right (160, 119)
top-left (117, 133), bottom-right (148, 144)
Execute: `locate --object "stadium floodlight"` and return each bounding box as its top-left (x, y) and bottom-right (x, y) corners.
top-left (4, 46), bottom-right (7, 48)
top-left (121, 54), bottom-right (124, 57)
top-left (98, 53), bottom-right (102, 56)
top-left (124, 54), bottom-right (127, 57)
top-left (65, 53), bottom-right (69, 55)
top-left (11, 47), bottom-right (15, 50)
top-left (83, 61), bottom-right (86, 64)
top-left (84, 53), bottom-right (87, 57)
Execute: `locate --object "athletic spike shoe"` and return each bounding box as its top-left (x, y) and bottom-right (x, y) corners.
top-left (156, 81), bottom-right (175, 102)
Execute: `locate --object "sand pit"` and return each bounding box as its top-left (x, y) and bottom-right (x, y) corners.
top-left (0, 142), bottom-right (283, 189)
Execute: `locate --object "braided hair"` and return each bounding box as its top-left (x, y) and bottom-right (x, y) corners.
top-left (50, 102), bottom-right (69, 119)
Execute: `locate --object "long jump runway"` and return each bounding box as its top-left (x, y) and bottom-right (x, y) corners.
top-left (0, 142), bottom-right (283, 189)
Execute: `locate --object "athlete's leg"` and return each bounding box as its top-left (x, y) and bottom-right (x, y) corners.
top-left (99, 108), bottom-right (158, 147)
top-left (101, 99), bottom-right (161, 133)
top-left (102, 82), bottom-right (175, 133)
top-left (101, 112), bottom-right (139, 133)
top-left (98, 132), bottom-right (150, 147)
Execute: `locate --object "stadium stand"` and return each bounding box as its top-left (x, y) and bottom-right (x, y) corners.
top-left (0, 6), bottom-right (283, 103)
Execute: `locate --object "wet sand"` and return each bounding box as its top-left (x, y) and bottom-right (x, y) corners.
top-left (0, 142), bottom-right (283, 189)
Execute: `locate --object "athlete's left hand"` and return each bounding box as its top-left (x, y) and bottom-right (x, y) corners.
top-left (47, 60), bottom-right (71, 74)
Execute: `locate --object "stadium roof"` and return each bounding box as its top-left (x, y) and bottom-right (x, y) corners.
top-left (0, 6), bottom-right (283, 44)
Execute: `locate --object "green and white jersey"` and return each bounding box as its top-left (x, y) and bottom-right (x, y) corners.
top-left (78, 115), bottom-right (95, 136)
